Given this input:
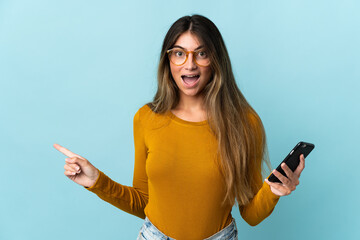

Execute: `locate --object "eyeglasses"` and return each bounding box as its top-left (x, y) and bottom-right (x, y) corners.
top-left (166, 48), bottom-right (210, 67)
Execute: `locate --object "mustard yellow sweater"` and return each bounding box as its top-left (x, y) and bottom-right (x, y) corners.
top-left (86, 104), bottom-right (280, 239)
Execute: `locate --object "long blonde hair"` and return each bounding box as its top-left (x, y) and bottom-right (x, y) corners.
top-left (147, 15), bottom-right (271, 206)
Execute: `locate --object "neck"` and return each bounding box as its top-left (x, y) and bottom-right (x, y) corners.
top-left (175, 93), bottom-right (206, 112)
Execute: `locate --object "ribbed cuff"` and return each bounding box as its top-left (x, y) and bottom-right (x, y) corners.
top-left (84, 169), bottom-right (103, 191)
top-left (263, 179), bottom-right (281, 200)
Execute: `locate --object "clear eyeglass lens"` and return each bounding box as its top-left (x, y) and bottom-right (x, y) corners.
top-left (170, 49), bottom-right (186, 65)
top-left (195, 51), bottom-right (210, 66)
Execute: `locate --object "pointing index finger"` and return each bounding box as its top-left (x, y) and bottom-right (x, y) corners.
top-left (53, 143), bottom-right (85, 159)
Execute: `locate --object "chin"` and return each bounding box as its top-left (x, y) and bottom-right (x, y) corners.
top-left (180, 89), bottom-right (202, 97)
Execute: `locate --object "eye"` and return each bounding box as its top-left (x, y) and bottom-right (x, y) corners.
top-left (197, 51), bottom-right (207, 58)
top-left (174, 50), bottom-right (185, 57)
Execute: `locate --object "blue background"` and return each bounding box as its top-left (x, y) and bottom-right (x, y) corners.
top-left (1, 0), bottom-right (359, 239)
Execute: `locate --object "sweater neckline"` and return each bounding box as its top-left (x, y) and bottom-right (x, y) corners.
top-left (167, 110), bottom-right (208, 126)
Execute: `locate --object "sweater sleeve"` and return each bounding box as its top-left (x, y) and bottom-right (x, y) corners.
top-left (84, 109), bottom-right (149, 219)
top-left (239, 176), bottom-right (280, 226)
top-left (239, 111), bottom-right (280, 226)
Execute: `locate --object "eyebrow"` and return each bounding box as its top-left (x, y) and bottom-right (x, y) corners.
top-left (172, 45), bottom-right (204, 51)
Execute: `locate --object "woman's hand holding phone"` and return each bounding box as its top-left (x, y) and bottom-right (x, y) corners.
top-left (265, 154), bottom-right (305, 197)
top-left (53, 143), bottom-right (99, 188)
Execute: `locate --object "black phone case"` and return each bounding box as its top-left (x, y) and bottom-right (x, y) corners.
top-left (268, 141), bottom-right (315, 183)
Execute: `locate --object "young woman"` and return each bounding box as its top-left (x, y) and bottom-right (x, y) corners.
top-left (54, 14), bottom-right (305, 240)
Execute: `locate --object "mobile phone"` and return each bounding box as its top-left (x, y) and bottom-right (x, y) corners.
top-left (268, 141), bottom-right (315, 183)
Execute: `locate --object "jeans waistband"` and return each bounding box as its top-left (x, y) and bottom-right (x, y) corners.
top-left (137, 217), bottom-right (238, 240)
top-left (204, 218), bottom-right (238, 240)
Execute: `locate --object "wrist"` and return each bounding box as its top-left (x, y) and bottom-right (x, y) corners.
top-left (86, 169), bottom-right (100, 188)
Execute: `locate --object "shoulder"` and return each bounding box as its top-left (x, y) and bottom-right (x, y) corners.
top-left (135, 104), bottom-right (152, 117)
top-left (134, 104), bottom-right (152, 124)
top-left (134, 103), bottom-right (169, 128)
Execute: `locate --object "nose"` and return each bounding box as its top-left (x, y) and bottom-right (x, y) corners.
top-left (184, 53), bottom-right (197, 70)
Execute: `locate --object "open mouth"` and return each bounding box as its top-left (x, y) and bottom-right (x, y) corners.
top-left (181, 74), bottom-right (200, 87)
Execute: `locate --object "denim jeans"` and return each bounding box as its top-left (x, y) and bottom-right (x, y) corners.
top-left (137, 216), bottom-right (238, 240)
